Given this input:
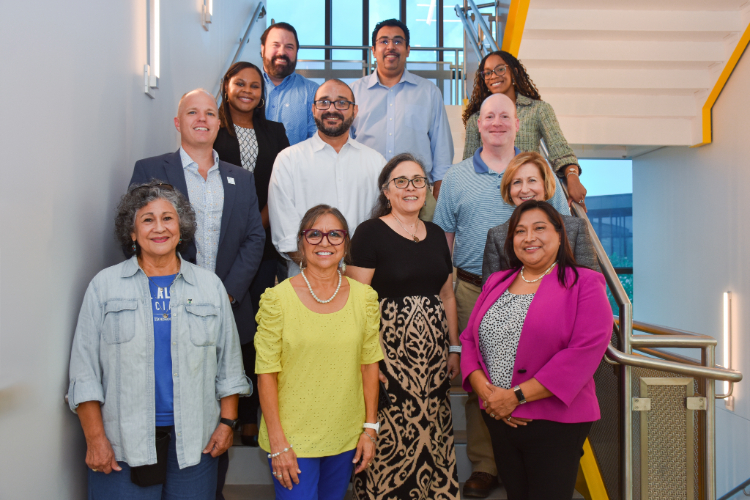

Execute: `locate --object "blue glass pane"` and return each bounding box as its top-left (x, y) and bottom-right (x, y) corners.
top-left (369, 0), bottom-right (400, 43)
top-left (266, 0), bottom-right (325, 62)
top-left (406, 0), bottom-right (437, 63)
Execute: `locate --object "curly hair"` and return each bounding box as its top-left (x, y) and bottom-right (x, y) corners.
top-left (116, 180), bottom-right (197, 258)
top-left (463, 51), bottom-right (541, 125)
top-left (219, 61), bottom-right (267, 137)
top-left (371, 153), bottom-right (429, 219)
top-left (295, 204), bottom-right (352, 268)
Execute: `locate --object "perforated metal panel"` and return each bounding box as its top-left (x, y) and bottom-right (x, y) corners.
top-left (631, 369), bottom-right (703, 500)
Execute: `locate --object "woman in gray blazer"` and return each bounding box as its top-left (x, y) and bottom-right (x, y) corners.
top-left (482, 152), bottom-right (600, 283)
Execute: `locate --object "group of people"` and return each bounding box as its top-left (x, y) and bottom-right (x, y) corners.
top-left (67, 16), bottom-right (613, 500)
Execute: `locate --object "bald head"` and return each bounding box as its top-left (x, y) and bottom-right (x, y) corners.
top-left (479, 93), bottom-right (516, 120)
top-left (314, 79), bottom-right (355, 103)
top-left (174, 88), bottom-right (220, 151)
top-left (177, 88), bottom-right (217, 116)
top-left (477, 93), bottom-right (519, 150)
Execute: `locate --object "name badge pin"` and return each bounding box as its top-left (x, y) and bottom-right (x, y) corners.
top-left (187, 299), bottom-right (193, 304)
top-left (227, 177), bottom-right (235, 185)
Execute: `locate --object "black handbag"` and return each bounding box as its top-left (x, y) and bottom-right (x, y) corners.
top-left (130, 427), bottom-right (171, 487)
top-left (378, 380), bottom-right (394, 412)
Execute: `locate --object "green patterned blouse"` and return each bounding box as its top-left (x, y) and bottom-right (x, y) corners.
top-left (462, 93), bottom-right (579, 175)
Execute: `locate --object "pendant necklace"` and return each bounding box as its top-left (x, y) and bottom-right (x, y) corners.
top-left (301, 268), bottom-right (342, 304)
top-left (392, 213), bottom-right (421, 243)
top-left (520, 261), bottom-right (557, 283)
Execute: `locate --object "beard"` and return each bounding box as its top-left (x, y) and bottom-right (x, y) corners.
top-left (263, 53), bottom-right (297, 80)
top-left (314, 112), bottom-right (355, 137)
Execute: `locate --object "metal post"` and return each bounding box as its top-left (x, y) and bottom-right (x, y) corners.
top-left (622, 300), bottom-right (633, 500)
top-left (706, 345), bottom-right (716, 500)
top-left (467, 0), bottom-right (498, 52)
top-left (455, 49), bottom-right (460, 105)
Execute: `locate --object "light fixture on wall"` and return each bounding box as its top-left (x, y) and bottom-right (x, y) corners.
top-left (202, 0), bottom-right (213, 31)
top-left (144, 0), bottom-right (160, 98)
top-left (723, 291), bottom-right (734, 411)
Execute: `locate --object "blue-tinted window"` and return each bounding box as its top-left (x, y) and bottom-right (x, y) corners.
top-left (266, 0), bottom-right (325, 69)
top-left (332, 0), bottom-right (365, 71)
top-left (369, 0), bottom-right (400, 43)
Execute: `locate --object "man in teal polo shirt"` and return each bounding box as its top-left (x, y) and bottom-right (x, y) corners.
top-left (433, 93), bottom-right (569, 498)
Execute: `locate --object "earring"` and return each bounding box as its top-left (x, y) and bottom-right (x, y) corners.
top-left (387, 199), bottom-right (391, 209)
top-left (179, 238), bottom-right (182, 243)
top-left (258, 98), bottom-right (265, 108)
top-left (132, 241), bottom-right (137, 252)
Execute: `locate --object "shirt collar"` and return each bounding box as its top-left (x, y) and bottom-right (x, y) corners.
top-left (472, 146), bottom-right (521, 174)
top-left (121, 254), bottom-right (196, 285)
top-left (262, 68), bottom-right (295, 89)
top-left (310, 131), bottom-right (360, 152)
top-left (366, 69), bottom-right (418, 89)
top-left (179, 147), bottom-right (219, 172)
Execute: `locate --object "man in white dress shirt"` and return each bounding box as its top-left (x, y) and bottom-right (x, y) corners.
top-left (268, 79), bottom-right (386, 277)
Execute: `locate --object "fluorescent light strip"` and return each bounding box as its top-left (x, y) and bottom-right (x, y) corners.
top-left (154, 0), bottom-right (160, 79)
top-left (723, 291), bottom-right (731, 395)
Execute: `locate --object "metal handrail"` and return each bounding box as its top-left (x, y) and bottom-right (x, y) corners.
top-left (718, 476), bottom-right (750, 500)
top-left (615, 315), bottom-right (713, 338)
top-left (605, 345), bottom-right (742, 383)
top-left (213, 1), bottom-right (266, 102)
top-left (466, 0), bottom-right (498, 53)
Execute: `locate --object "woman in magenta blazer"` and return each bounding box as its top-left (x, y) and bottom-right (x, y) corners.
top-left (460, 200), bottom-right (612, 500)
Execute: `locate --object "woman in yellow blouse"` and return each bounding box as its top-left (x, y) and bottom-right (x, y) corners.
top-left (255, 204), bottom-right (383, 499)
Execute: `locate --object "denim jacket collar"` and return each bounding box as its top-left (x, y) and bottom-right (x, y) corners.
top-left (121, 254), bottom-right (196, 286)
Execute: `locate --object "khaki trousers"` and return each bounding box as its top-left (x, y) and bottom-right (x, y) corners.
top-left (419, 188), bottom-right (437, 222)
top-left (455, 278), bottom-right (498, 476)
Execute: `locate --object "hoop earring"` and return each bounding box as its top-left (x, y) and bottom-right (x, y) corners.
top-left (258, 98), bottom-right (265, 108)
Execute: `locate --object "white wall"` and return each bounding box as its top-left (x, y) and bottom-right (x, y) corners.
top-left (633, 48), bottom-right (750, 496)
top-left (0, 1), bottom-right (264, 498)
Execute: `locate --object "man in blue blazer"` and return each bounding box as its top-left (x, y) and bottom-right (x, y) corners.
top-left (129, 88), bottom-right (265, 499)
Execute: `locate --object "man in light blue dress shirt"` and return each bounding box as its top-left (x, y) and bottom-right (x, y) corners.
top-left (349, 18), bottom-right (454, 221)
top-left (260, 22), bottom-right (319, 146)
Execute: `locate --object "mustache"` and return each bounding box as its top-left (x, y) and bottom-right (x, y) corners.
top-left (273, 55), bottom-right (291, 64)
top-left (321, 112), bottom-right (344, 120)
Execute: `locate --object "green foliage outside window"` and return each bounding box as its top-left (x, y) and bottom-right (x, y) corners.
top-left (604, 253), bottom-right (633, 313)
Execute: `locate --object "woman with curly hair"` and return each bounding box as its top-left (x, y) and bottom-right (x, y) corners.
top-left (462, 51), bottom-right (588, 210)
top-left (67, 181), bottom-right (250, 499)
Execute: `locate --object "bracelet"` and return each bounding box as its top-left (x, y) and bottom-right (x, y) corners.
top-left (449, 345), bottom-right (462, 353)
top-left (267, 444), bottom-right (293, 459)
top-left (362, 431), bottom-right (377, 444)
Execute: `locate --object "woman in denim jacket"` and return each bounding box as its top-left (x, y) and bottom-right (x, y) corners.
top-left (67, 181), bottom-right (251, 499)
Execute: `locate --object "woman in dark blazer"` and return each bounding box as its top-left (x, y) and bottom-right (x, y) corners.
top-left (213, 61), bottom-right (290, 447)
top-left (462, 200), bottom-right (612, 499)
top-left (482, 151), bottom-right (599, 283)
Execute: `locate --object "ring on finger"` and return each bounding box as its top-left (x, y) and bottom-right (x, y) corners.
top-left (507, 416), bottom-right (512, 421)
top-left (490, 413), bottom-right (495, 418)
top-left (91, 469), bottom-right (98, 472)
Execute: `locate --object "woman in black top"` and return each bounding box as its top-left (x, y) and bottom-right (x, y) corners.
top-left (213, 61), bottom-right (290, 447)
top-left (348, 153), bottom-right (461, 500)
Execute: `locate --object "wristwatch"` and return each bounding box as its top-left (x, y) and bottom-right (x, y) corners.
top-left (512, 385), bottom-right (527, 405)
top-left (220, 417), bottom-right (240, 431)
top-left (363, 422), bottom-right (380, 434)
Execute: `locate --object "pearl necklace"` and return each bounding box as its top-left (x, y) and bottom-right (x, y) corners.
top-left (520, 261), bottom-right (557, 283)
top-left (300, 268), bottom-right (342, 304)
top-left (391, 213), bottom-right (421, 243)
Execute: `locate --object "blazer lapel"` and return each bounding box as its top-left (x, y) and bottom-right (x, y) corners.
top-left (163, 150), bottom-right (190, 199)
top-left (218, 161), bottom-right (236, 248)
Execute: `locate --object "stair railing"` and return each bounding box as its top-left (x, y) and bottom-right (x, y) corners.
top-left (539, 139), bottom-right (742, 500)
top-left (213, 1), bottom-right (267, 103)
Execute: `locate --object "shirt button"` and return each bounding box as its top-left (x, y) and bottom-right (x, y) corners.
top-left (389, 150), bottom-right (392, 153)
top-left (174, 373), bottom-right (178, 377)
top-left (389, 118), bottom-right (392, 121)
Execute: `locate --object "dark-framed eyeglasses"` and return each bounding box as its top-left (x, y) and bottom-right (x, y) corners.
top-left (300, 229), bottom-right (348, 246)
top-left (314, 99), bottom-right (355, 111)
top-left (376, 37), bottom-right (406, 48)
top-left (384, 176), bottom-right (428, 189)
top-left (480, 64), bottom-right (509, 80)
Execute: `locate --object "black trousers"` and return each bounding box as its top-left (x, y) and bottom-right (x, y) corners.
top-left (482, 413), bottom-right (592, 500)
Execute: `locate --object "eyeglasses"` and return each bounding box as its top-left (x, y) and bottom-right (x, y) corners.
top-left (300, 229), bottom-right (348, 246)
top-left (376, 37), bottom-right (406, 48)
top-left (480, 64), bottom-right (509, 80)
top-left (385, 176), bottom-right (428, 189)
top-left (314, 99), bottom-right (355, 111)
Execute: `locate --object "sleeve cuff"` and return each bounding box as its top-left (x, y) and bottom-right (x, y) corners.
top-left (216, 374), bottom-right (252, 400)
top-left (68, 378), bottom-right (104, 413)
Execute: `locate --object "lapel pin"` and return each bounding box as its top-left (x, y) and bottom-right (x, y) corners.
top-left (227, 177), bottom-right (235, 185)
top-left (187, 298), bottom-right (193, 304)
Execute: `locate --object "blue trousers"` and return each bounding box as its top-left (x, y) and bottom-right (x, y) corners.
top-left (88, 428), bottom-right (218, 500)
top-left (269, 449), bottom-right (356, 500)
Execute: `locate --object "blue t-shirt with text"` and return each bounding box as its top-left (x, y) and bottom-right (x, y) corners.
top-left (149, 274), bottom-right (177, 427)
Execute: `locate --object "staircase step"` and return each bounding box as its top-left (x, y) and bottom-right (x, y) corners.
top-left (223, 482), bottom-right (584, 499)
